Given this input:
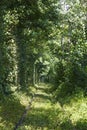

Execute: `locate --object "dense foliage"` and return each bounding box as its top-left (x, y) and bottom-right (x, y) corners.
top-left (0, 0), bottom-right (87, 97)
top-left (0, 0), bottom-right (59, 93)
top-left (0, 0), bottom-right (87, 130)
top-left (0, 0), bottom-right (87, 96)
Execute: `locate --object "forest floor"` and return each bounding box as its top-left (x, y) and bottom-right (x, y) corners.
top-left (0, 83), bottom-right (87, 130)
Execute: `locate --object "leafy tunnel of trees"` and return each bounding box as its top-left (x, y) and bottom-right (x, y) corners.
top-left (0, 0), bottom-right (87, 99)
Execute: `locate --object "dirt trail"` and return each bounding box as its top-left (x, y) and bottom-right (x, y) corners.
top-left (20, 84), bottom-right (61, 130)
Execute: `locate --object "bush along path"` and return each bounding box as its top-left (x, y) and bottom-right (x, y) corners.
top-left (17, 84), bottom-right (87, 130)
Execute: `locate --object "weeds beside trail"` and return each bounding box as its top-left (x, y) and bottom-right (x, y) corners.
top-left (0, 84), bottom-right (87, 130)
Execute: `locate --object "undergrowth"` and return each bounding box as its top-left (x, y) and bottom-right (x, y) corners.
top-left (0, 84), bottom-right (87, 130)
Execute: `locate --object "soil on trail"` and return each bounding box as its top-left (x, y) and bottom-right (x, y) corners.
top-left (1, 84), bottom-right (85, 130)
top-left (20, 84), bottom-right (62, 130)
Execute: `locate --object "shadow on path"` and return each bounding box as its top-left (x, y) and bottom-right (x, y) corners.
top-left (0, 95), bottom-right (25, 129)
top-left (18, 84), bottom-right (75, 130)
top-left (22, 106), bottom-right (61, 130)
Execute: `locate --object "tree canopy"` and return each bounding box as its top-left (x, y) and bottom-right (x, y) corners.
top-left (0, 0), bottom-right (87, 98)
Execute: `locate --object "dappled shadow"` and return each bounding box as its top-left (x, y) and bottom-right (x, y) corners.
top-left (34, 93), bottom-right (51, 100)
top-left (22, 107), bottom-right (61, 130)
top-left (60, 120), bottom-right (76, 130)
top-left (75, 119), bottom-right (87, 130)
top-left (36, 87), bottom-right (47, 92)
top-left (37, 84), bottom-right (52, 94)
top-left (36, 87), bottom-right (51, 95)
top-left (60, 119), bottom-right (87, 130)
top-left (54, 86), bottom-right (86, 107)
top-left (54, 92), bottom-right (82, 107)
top-left (16, 86), bottom-right (36, 99)
top-left (21, 106), bottom-right (87, 130)
top-left (0, 95), bottom-right (25, 129)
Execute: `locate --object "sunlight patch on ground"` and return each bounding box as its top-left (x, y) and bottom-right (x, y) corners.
top-left (0, 84), bottom-right (87, 130)
top-left (33, 102), bottom-right (52, 109)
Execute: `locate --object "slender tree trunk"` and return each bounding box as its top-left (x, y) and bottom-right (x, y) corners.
top-left (33, 62), bottom-right (36, 86)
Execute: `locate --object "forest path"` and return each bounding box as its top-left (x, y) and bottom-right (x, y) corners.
top-left (0, 83), bottom-right (86, 130)
top-left (20, 84), bottom-right (62, 130)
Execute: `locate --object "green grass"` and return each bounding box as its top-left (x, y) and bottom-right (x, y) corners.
top-left (0, 84), bottom-right (87, 130)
